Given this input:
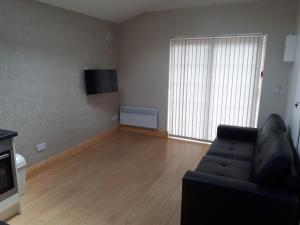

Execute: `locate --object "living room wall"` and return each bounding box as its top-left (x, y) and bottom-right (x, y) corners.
top-left (118, 0), bottom-right (297, 131)
top-left (0, 0), bottom-right (119, 166)
top-left (286, 0), bottom-right (300, 150)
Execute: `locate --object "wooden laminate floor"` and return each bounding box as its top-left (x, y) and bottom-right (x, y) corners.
top-left (8, 131), bottom-right (209, 225)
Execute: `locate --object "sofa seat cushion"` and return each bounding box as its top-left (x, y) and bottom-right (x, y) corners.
top-left (196, 155), bottom-right (252, 181)
top-left (207, 138), bottom-right (255, 162)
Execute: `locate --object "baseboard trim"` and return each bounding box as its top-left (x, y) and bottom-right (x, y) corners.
top-left (27, 126), bottom-right (119, 180)
top-left (119, 125), bottom-right (168, 138)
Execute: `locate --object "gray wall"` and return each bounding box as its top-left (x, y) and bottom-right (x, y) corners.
top-left (118, 0), bottom-right (297, 131)
top-left (0, 0), bottom-right (119, 166)
top-left (0, 0), bottom-right (297, 166)
top-left (285, 1), bottom-right (300, 149)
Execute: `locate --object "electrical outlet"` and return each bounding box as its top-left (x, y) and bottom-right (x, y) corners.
top-left (37, 143), bottom-right (46, 152)
top-left (112, 114), bottom-right (119, 121)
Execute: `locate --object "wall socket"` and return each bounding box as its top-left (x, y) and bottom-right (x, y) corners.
top-left (112, 114), bottom-right (119, 121)
top-left (37, 143), bottom-right (47, 152)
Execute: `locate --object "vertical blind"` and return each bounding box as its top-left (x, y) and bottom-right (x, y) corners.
top-left (168, 35), bottom-right (266, 141)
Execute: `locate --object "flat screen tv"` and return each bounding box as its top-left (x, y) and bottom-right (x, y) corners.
top-left (84, 69), bottom-right (118, 95)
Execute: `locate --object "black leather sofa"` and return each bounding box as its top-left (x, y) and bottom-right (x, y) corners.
top-left (181, 114), bottom-right (300, 225)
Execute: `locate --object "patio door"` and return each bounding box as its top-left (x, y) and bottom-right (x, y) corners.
top-left (168, 35), bottom-right (266, 141)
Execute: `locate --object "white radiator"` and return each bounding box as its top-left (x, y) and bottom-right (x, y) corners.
top-left (120, 106), bottom-right (158, 129)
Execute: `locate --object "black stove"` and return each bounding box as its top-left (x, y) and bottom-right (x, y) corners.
top-left (0, 130), bottom-right (18, 202)
top-left (0, 130), bottom-right (17, 142)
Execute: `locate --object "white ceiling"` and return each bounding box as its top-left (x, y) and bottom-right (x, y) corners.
top-left (36, 0), bottom-right (260, 23)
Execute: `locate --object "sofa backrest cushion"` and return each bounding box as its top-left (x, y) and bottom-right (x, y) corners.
top-left (259, 114), bottom-right (286, 134)
top-left (280, 163), bottom-right (300, 191)
top-left (256, 129), bottom-right (284, 155)
top-left (256, 114), bottom-right (287, 151)
top-left (252, 132), bottom-right (293, 185)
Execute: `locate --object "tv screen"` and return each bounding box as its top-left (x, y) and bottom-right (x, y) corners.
top-left (84, 69), bottom-right (118, 95)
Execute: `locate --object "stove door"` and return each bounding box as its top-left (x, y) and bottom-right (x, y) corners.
top-left (0, 151), bottom-right (15, 195)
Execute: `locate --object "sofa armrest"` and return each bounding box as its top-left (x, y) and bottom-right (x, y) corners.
top-left (181, 171), bottom-right (299, 225)
top-left (217, 125), bottom-right (258, 142)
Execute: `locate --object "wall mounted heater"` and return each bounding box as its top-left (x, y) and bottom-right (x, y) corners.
top-left (120, 106), bottom-right (158, 129)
